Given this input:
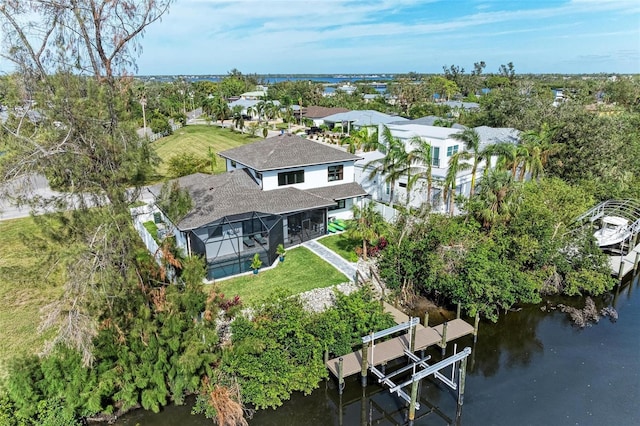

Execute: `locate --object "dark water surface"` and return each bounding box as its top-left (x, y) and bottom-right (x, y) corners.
top-left (115, 276), bottom-right (640, 426)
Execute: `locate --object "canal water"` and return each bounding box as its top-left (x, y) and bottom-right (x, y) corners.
top-left (115, 276), bottom-right (640, 426)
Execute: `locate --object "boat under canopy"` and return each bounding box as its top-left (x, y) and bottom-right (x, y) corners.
top-left (593, 215), bottom-right (630, 247)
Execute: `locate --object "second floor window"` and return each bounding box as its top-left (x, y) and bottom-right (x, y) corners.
top-left (328, 165), bottom-right (344, 182)
top-left (432, 147), bottom-right (440, 167)
top-left (446, 145), bottom-right (459, 157)
top-left (278, 170), bottom-right (305, 186)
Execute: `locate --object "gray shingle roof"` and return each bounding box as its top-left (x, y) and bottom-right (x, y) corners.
top-left (218, 133), bottom-right (361, 171)
top-left (157, 170), bottom-right (340, 230)
top-left (306, 182), bottom-right (368, 201)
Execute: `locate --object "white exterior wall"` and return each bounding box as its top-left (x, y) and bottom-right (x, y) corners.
top-left (383, 124), bottom-right (482, 203)
top-left (327, 197), bottom-right (360, 220)
top-left (261, 162), bottom-right (355, 191)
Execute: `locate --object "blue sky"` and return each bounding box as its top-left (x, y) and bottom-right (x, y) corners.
top-left (135, 0), bottom-right (640, 75)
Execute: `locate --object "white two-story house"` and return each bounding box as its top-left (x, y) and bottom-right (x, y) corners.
top-left (150, 133), bottom-right (366, 280)
top-left (356, 120), bottom-right (519, 211)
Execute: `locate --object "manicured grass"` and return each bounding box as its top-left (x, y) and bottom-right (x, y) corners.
top-left (317, 233), bottom-right (360, 263)
top-left (152, 125), bottom-right (259, 177)
top-left (0, 217), bottom-right (64, 378)
top-left (143, 220), bottom-right (159, 242)
top-left (213, 247), bottom-right (347, 306)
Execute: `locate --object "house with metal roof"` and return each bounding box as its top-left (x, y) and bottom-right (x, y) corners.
top-left (322, 110), bottom-right (408, 132)
top-left (149, 133), bottom-right (367, 280)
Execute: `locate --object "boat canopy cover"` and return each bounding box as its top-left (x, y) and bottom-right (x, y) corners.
top-left (602, 216), bottom-right (629, 226)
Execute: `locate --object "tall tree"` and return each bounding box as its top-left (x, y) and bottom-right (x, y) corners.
top-left (346, 202), bottom-right (385, 259)
top-left (452, 128), bottom-right (484, 196)
top-left (520, 122), bottom-right (562, 181)
top-left (0, 0), bottom-right (173, 365)
top-left (472, 168), bottom-right (521, 229)
top-left (341, 126), bottom-right (378, 154)
top-left (365, 126), bottom-right (411, 208)
top-left (406, 136), bottom-right (434, 208)
top-left (444, 151), bottom-right (471, 215)
top-left (231, 104), bottom-right (245, 131)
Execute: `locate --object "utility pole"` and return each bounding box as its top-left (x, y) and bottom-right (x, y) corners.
top-left (140, 97), bottom-right (147, 137)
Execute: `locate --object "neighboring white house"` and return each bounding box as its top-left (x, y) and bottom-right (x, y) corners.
top-left (322, 110), bottom-right (408, 133)
top-left (147, 133), bottom-right (367, 280)
top-left (355, 120), bottom-right (520, 211)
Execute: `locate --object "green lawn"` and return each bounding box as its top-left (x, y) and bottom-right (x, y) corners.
top-left (0, 217), bottom-right (64, 378)
top-left (317, 234), bottom-right (360, 262)
top-left (152, 125), bottom-right (259, 177)
top-left (213, 247), bottom-right (347, 306)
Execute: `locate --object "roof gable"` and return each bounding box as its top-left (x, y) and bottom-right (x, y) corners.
top-left (219, 133), bottom-right (361, 171)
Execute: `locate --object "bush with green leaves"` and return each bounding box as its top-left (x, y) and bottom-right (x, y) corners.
top-left (378, 178), bottom-right (615, 321)
top-left (220, 289), bottom-right (393, 409)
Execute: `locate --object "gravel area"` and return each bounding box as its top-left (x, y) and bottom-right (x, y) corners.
top-left (298, 281), bottom-right (361, 313)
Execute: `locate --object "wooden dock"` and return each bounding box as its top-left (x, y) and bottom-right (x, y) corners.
top-left (326, 303), bottom-right (474, 379)
top-left (609, 246), bottom-right (640, 277)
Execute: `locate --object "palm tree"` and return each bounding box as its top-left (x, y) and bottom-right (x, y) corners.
top-left (280, 104), bottom-right (295, 131)
top-left (520, 122), bottom-right (562, 181)
top-left (406, 136), bottom-right (434, 208)
top-left (264, 101), bottom-right (280, 129)
top-left (444, 151), bottom-right (471, 216)
top-left (212, 97), bottom-right (230, 125)
top-left (452, 128), bottom-right (484, 196)
top-left (231, 105), bottom-right (244, 132)
top-left (347, 202), bottom-right (385, 259)
top-left (365, 126), bottom-right (411, 208)
top-left (341, 127), bottom-right (378, 154)
top-left (473, 168), bottom-right (521, 229)
top-left (491, 141), bottom-right (526, 178)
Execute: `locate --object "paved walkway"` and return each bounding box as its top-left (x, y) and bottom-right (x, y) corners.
top-left (302, 239), bottom-right (357, 282)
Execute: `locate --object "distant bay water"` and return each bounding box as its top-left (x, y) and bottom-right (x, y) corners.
top-left (139, 74), bottom-right (395, 85)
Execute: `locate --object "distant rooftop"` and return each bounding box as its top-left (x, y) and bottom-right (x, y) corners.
top-left (323, 110), bottom-right (408, 126)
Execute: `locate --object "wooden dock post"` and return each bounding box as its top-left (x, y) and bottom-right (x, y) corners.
top-left (361, 342), bottom-right (369, 387)
top-left (440, 321), bottom-right (448, 356)
top-left (456, 303), bottom-right (461, 319)
top-left (473, 312), bottom-right (480, 343)
top-left (409, 322), bottom-right (417, 352)
top-left (618, 256), bottom-right (625, 281)
top-left (408, 379), bottom-right (419, 425)
top-left (457, 354), bottom-right (468, 405)
top-left (338, 357), bottom-right (344, 395)
top-left (423, 312), bottom-right (429, 327)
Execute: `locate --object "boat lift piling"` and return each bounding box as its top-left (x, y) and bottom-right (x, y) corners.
top-left (326, 304), bottom-right (475, 423)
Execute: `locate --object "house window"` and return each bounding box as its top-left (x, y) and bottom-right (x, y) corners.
top-left (446, 145), bottom-right (459, 157)
top-left (278, 170), bottom-right (305, 186)
top-left (328, 165), bottom-right (344, 182)
top-left (385, 182), bottom-right (390, 195)
top-left (230, 160), bottom-right (237, 168)
top-left (329, 199), bottom-right (346, 211)
top-left (432, 147), bottom-right (440, 167)
top-left (208, 225), bottom-right (223, 239)
top-left (399, 182), bottom-right (407, 188)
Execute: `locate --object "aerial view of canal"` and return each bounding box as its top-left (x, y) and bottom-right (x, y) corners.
top-left (116, 274), bottom-right (640, 425)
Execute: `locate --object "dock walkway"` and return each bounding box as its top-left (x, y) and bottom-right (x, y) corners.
top-left (326, 303), bottom-right (474, 379)
top-left (609, 246), bottom-right (640, 277)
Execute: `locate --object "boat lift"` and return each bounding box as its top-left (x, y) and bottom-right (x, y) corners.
top-left (360, 319), bottom-right (472, 425)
